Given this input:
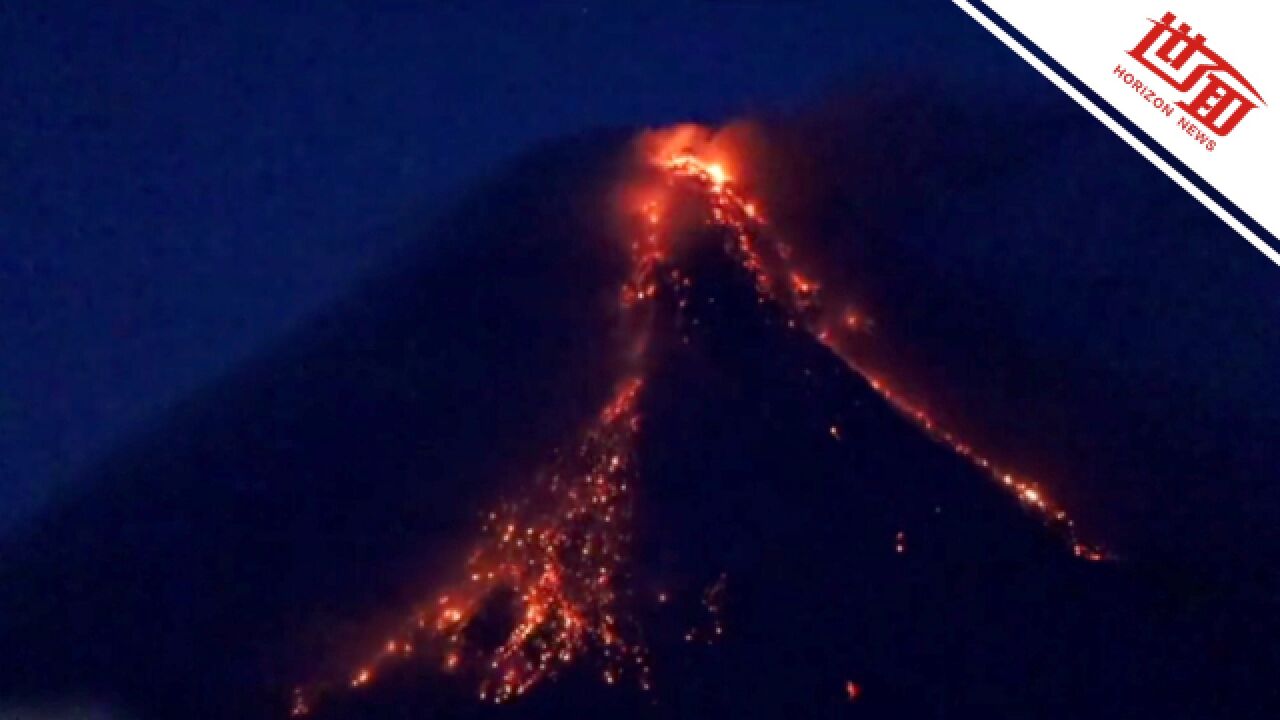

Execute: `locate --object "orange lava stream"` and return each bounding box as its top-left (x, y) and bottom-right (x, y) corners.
top-left (294, 376), bottom-right (651, 716)
top-left (292, 156), bottom-right (669, 717)
top-left (436, 374), bottom-right (651, 704)
top-left (292, 133), bottom-right (1104, 717)
top-left (658, 151), bottom-right (1105, 563)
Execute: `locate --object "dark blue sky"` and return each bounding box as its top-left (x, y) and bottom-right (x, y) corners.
top-left (3, 2), bottom-right (982, 529)
top-left (17, 0), bottom-right (1267, 541)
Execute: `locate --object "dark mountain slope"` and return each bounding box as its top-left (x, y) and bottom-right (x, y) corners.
top-left (0, 132), bottom-right (636, 718)
top-left (1, 92), bottom-right (1274, 719)
top-left (298, 231), bottom-right (1256, 720)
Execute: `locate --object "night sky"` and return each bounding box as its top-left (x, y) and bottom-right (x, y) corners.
top-left (2, 2), bottom-right (977, 530)
top-left (5, 1), bottom-right (1277, 545)
top-left (4, 4), bottom-right (1277, 547)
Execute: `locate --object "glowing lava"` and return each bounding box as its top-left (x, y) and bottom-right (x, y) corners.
top-left (291, 378), bottom-right (652, 715)
top-left (656, 147), bottom-right (1105, 563)
top-left (436, 374), bottom-right (652, 704)
top-left (292, 126), bottom-right (1105, 715)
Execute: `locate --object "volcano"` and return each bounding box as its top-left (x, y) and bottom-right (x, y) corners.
top-left (0, 121), bottom-right (1272, 720)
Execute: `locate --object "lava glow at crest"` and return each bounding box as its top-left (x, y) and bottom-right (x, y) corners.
top-left (657, 144), bottom-right (1105, 563)
top-left (292, 124), bottom-right (1105, 715)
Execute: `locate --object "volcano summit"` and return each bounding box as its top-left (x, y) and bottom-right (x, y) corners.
top-left (0, 124), bottom-right (1272, 720)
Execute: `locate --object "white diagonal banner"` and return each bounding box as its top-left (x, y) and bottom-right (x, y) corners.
top-left (956, 1), bottom-right (1280, 266)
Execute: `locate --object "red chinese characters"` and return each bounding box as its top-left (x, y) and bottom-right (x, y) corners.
top-left (1128, 12), bottom-right (1265, 137)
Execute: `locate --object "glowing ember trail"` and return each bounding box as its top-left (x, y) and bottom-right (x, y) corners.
top-left (655, 148), bottom-right (1105, 563)
top-left (291, 375), bottom-right (651, 714)
top-left (436, 374), bottom-right (652, 704)
top-left (293, 126), bottom-right (1105, 715)
top-left (292, 143), bottom-right (669, 715)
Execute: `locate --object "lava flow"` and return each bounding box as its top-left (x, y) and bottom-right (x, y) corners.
top-left (292, 125), bottom-right (1105, 716)
top-left (291, 141), bottom-right (670, 716)
top-left (655, 147), bottom-right (1106, 563)
top-left (291, 376), bottom-right (650, 716)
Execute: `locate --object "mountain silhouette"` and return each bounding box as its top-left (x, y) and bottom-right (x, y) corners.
top-left (0, 131), bottom-right (637, 719)
top-left (1, 106), bottom-right (1275, 720)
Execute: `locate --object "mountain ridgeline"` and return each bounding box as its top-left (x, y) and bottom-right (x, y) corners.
top-left (1, 107), bottom-right (1276, 719)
